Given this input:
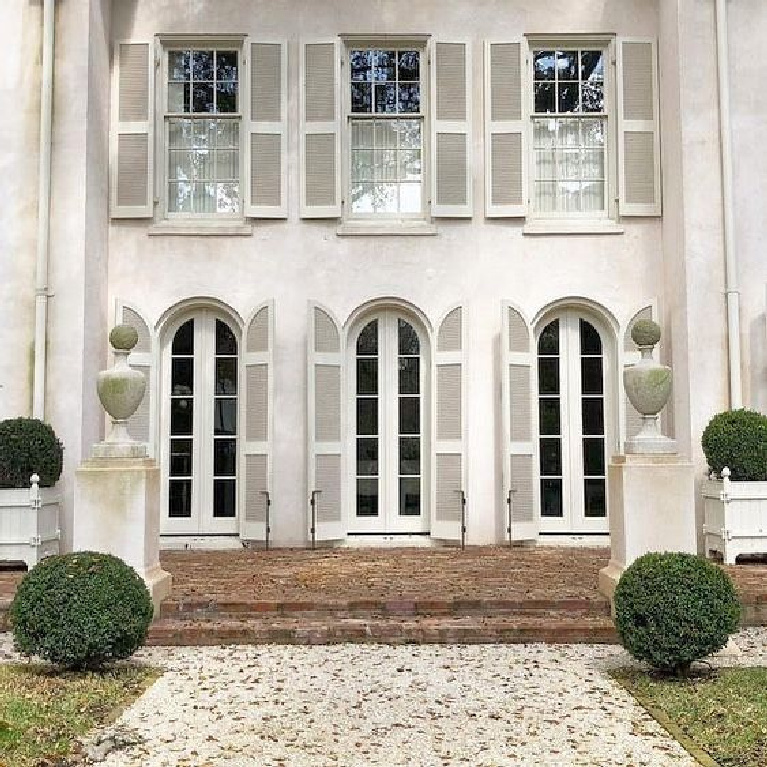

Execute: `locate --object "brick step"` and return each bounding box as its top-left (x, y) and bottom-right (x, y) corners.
top-left (147, 614), bottom-right (619, 646)
top-left (159, 596), bottom-right (612, 621)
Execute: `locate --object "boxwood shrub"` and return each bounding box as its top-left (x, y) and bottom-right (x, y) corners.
top-left (10, 552), bottom-right (153, 670)
top-left (0, 417), bottom-right (64, 488)
top-left (701, 408), bottom-right (767, 481)
top-left (614, 552), bottom-right (740, 675)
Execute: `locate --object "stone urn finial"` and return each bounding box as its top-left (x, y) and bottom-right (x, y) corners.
top-left (93, 325), bottom-right (148, 459)
top-left (623, 320), bottom-right (676, 454)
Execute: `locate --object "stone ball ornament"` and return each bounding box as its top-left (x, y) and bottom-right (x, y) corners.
top-left (109, 324), bottom-right (139, 352)
top-left (630, 319), bottom-right (661, 349)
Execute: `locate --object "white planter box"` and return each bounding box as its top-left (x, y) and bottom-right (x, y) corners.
top-left (702, 475), bottom-right (767, 565)
top-left (0, 486), bottom-right (61, 568)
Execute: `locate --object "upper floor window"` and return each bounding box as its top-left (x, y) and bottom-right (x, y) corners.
top-left (346, 47), bottom-right (426, 219)
top-left (530, 46), bottom-right (610, 218)
top-left (164, 47), bottom-right (242, 217)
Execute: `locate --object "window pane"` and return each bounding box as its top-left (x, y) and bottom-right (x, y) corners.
top-left (583, 437), bottom-right (605, 477)
top-left (352, 150), bottom-right (374, 182)
top-left (215, 120), bottom-right (239, 148)
top-left (584, 479), bottom-right (606, 517)
top-left (169, 50), bottom-right (190, 81)
top-left (193, 83), bottom-right (215, 113)
top-left (540, 438), bottom-right (562, 476)
top-left (216, 51), bottom-right (238, 81)
top-left (581, 358), bottom-right (604, 394)
top-left (356, 478), bottom-right (378, 517)
top-left (535, 149), bottom-right (556, 180)
top-left (357, 359), bottom-right (378, 395)
top-left (214, 438), bottom-right (237, 476)
top-left (399, 397), bottom-right (420, 435)
top-left (558, 121), bottom-right (580, 147)
top-left (170, 439), bottom-right (193, 477)
top-left (538, 358), bottom-right (559, 395)
top-left (214, 399), bottom-right (237, 435)
top-left (538, 320), bottom-right (559, 355)
top-left (400, 184), bottom-right (422, 213)
top-left (373, 183), bottom-right (398, 213)
top-left (581, 182), bottom-right (605, 213)
top-left (558, 82), bottom-right (579, 112)
top-left (398, 320), bottom-right (420, 354)
top-left (559, 181), bottom-right (581, 212)
top-left (357, 438), bottom-right (379, 476)
top-left (352, 120), bottom-right (374, 148)
top-left (581, 150), bottom-right (604, 180)
top-left (541, 479), bottom-right (563, 517)
top-left (216, 320), bottom-right (237, 354)
top-left (398, 51), bottom-right (420, 81)
top-left (213, 479), bottom-right (236, 518)
top-left (398, 120), bottom-right (422, 149)
top-left (539, 399), bottom-right (561, 436)
top-left (216, 82), bottom-right (238, 113)
top-left (557, 51), bottom-right (578, 80)
top-left (582, 398), bottom-right (605, 436)
top-left (373, 50), bottom-right (396, 81)
top-left (169, 479), bottom-right (192, 518)
top-left (357, 320), bottom-right (378, 355)
top-left (357, 399), bottom-right (378, 435)
top-left (171, 398), bottom-right (193, 435)
top-left (172, 319), bottom-right (194, 355)
top-left (351, 184), bottom-right (375, 213)
top-left (534, 83), bottom-right (555, 113)
top-left (377, 150), bottom-right (398, 181)
top-left (172, 359), bottom-right (194, 395)
top-left (169, 119), bottom-right (193, 148)
top-left (559, 149), bottom-right (580, 180)
top-left (399, 150), bottom-right (421, 181)
top-left (582, 119), bottom-right (605, 148)
top-left (581, 81), bottom-right (604, 113)
top-left (398, 358), bottom-right (420, 394)
top-left (398, 83), bottom-right (420, 113)
top-left (215, 359), bottom-right (237, 395)
top-left (168, 150), bottom-right (192, 181)
top-left (191, 50), bottom-right (213, 80)
top-left (580, 320), bottom-right (602, 354)
top-left (399, 437), bottom-right (420, 476)
top-left (399, 477), bottom-right (421, 516)
top-left (375, 83), bottom-right (397, 113)
top-left (351, 82), bottom-right (372, 112)
top-left (581, 51), bottom-right (604, 80)
top-left (216, 182), bottom-right (240, 214)
top-left (168, 82), bottom-right (190, 113)
top-left (350, 50), bottom-right (372, 81)
top-left (534, 51), bottom-right (556, 80)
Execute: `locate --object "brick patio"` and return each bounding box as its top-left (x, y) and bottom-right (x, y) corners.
top-left (1, 547), bottom-right (765, 645)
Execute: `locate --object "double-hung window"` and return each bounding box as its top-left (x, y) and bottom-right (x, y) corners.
top-left (164, 46), bottom-right (242, 218)
top-left (346, 46), bottom-right (425, 219)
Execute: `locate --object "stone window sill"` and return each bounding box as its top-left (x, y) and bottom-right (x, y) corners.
top-left (148, 221), bottom-right (254, 237)
top-left (336, 221), bottom-right (438, 237)
top-left (522, 220), bottom-right (625, 236)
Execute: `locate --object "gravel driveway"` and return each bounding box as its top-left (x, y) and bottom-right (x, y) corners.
top-left (76, 631), bottom-right (767, 767)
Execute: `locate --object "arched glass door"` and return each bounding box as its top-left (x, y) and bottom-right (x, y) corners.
top-left (163, 311), bottom-right (239, 535)
top-left (350, 311), bottom-right (428, 534)
top-left (537, 312), bottom-right (608, 533)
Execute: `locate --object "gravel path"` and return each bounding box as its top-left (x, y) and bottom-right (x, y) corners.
top-left (6, 629), bottom-right (767, 766)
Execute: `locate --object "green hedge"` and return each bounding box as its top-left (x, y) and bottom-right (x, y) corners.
top-left (0, 418), bottom-right (63, 489)
top-left (701, 409), bottom-right (767, 481)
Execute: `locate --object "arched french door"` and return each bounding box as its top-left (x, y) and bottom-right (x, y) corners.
top-left (348, 311), bottom-right (429, 534)
top-left (161, 311), bottom-right (239, 535)
top-left (536, 311), bottom-right (611, 534)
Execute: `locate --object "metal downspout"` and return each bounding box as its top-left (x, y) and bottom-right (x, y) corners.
top-left (715, 0), bottom-right (743, 409)
top-left (33, 0), bottom-right (55, 419)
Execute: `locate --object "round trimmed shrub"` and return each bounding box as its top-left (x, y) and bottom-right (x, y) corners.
top-left (701, 408), bottom-right (767, 481)
top-left (0, 417), bottom-right (64, 488)
top-left (10, 552), bottom-right (153, 670)
top-left (614, 552), bottom-right (740, 675)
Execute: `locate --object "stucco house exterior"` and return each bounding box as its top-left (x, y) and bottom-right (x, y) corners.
top-left (0, 0), bottom-right (763, 553)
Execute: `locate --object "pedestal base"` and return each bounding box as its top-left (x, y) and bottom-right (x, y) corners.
top-left (599, 453), bottom-right (696, 602)
top-left (74, 457), bottom-right (172, 614)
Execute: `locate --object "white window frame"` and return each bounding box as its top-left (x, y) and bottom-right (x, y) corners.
top-left (524, 35), bottom-right (620, 233)
top-left (340, 36), bottom-right (432, 230)
top-left (155, 35), bottom-right (247, 226)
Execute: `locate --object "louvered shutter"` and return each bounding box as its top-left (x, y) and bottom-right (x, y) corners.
top-left (245, 42), bottom-right (288, 218)
top-left (431, 306), bottom-right (466, 541)
top-left (502, 302), bottom-right (537, 541)
top-left (241, 302), bottom-right (274, 541)
top-left (618, 39), bottom-right (661, 216)
top-left (431, 42), bottom-right (472, 218)
top-left (308, 303), bottom-right (344, 540)
top-left (300, 41), bottom-right (341, 218)
top-left (111, 42), bottom-right (154, 218)
top-left (623, 304), bottom-right (655, 446)
top-left (115, 301), bottom-right (155, 455)
top-left (484, 42), bottom-right (525, 217)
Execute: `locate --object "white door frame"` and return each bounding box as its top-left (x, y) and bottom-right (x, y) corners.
top-left (160, 309), bottom-right (241, 536)
top-left (534, 308), bottom-right (616, 535)
top-left (345, 309), bottom-right (431, 534)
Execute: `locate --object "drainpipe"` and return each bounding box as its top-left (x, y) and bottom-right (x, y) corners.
top-left (715, 0), bottom-right (743, 409)
top-left (33, 0), bottom-right (55, 420)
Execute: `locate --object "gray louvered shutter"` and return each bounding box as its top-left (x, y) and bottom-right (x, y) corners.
top-left (111, 42), bottom-right (153, 218)
top-left (308, 303), bottom-right (344, 540)
top-left (245, 42), bottom-right (288, 218)
top-left (241, 302), bottom-right (274, 541)
top-left (116, 301), bottom-right (155, 455)
top-left (502, 302), bottom-right (537, 541)
top-left (300, 41), bottom-right (341, 218)
top-left (484, 42), bottom-right (525, 217)
top-left (431, 306), bottom-right (466, 540)
top-left (623, 304), bottom-right (655, 446)
top-left (431, 42), bottom-right (472, 218)
top-left (618, 39), bottom-right (661, 216)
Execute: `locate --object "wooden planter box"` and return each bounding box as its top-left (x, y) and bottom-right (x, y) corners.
top-left (0, 486), bottom-right (61, 568)
top-left (702, 475), bottom-right (767, 564)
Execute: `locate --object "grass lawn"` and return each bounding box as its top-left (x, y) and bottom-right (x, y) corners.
top-left (0, 662), bottom-right (159, 767)
top-left (614, 666), bottom-right (767, 767)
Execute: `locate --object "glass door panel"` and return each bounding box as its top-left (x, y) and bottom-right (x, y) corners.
top-left (356, 319), bottom-right (380, 518)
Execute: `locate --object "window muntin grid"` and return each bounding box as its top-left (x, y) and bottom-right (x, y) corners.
top-left (531, 48), bottom-right (607, 216)
top-left (165, 49), bottom-right (241, 217)
top-left (348, 48), bottom-right (424, 218)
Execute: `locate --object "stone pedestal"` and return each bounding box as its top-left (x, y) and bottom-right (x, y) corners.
top-left (599, 453), bottom-right (696, 601)
top-left (73, 456), bottom-right (172, 613)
